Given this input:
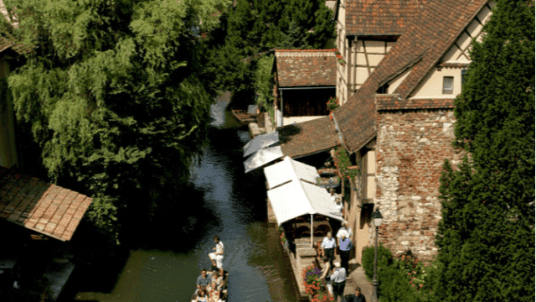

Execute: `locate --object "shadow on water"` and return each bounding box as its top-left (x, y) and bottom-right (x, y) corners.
top-left (61, 93), bottom-right (300, 302)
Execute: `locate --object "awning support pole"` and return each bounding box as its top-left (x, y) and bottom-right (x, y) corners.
top-left (311, 214), bottom-right (313, 247)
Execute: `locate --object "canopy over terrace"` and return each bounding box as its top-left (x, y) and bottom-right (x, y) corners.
top-left (263, 156), bottom-right (318, 189)
top-left (243, 131), bottom-right (279, 158)
top-left (0, 167), bottom-right (92, 241)
top-left (265, 159), bottom-right (342, 246)
top-left (244, 146), bottom-right (284, 173)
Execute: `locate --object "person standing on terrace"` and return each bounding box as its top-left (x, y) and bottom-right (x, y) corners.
top-left (321, 231), bottom-right (336, 267)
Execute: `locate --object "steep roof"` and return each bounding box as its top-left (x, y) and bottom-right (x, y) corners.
top-left (335, 0), bottom-right (489, 152)
top-left (345, 0), bottom-right (427, 36)
top-left (275, 49), bottom-right (337, 87)
top-left (0, 167), bottom-right (93, 241)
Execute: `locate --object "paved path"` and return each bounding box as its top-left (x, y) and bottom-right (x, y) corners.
top-left (328, 254), bottom-right (373, 302)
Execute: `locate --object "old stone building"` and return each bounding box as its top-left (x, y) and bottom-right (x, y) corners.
top-left (332, 0), bottom-right (495, 262)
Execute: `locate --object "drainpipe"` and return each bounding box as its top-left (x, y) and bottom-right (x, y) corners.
top-left (331, 112), bottom-right (350, 154)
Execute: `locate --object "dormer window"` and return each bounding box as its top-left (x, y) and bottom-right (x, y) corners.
top-left (442, 76), bottom-right (454, 94)
top-left (377, 84), bottom-right (389, 94)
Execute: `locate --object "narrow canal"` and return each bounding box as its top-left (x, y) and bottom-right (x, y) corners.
top-left (70, 95), bottom-right (300, 302)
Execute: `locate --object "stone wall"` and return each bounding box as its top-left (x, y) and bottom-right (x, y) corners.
top-left (375, 109), bottom-right (462, 261)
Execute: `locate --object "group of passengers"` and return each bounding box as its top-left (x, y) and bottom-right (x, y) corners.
top-left (194, 236), bottom-right (225, 302)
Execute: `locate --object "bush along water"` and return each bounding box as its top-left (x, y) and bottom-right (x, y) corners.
top-left (361, 245), bottom-right (441, 302)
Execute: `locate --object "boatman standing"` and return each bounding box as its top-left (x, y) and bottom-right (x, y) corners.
top-left (209, 235), bottom-right (224, 278)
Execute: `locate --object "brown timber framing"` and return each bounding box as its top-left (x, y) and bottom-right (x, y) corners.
top-left (353, 36), bottom-right (358, 92)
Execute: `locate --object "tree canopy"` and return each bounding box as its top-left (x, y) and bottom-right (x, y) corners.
top-left (204, 0), bottom-right (335, 96)
top-left (1, 0), bottom-right (230, 235)
top-left (436, 1), bottom-right (535, 301)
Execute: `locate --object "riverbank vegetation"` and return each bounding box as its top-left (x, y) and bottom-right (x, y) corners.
top-left (0, 0), bottom-right (230, 240)
top-left (1, 0), bottom-right (335, 242)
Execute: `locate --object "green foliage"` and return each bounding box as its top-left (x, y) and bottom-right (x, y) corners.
top-left (333, 146), bottom-right (359, 182)
top-left (279, 20), bottom-right (310, 49)
top-left (362, 244), bottom-right (394, 280)
top-left (395, 250), bottom-right (426, 288)
top-left (224, 0), bottom-right (335, 53)
top-left (362, 245), bottom-right (444, 302)
top-left (254, 54), bottom-right (275, 123)
top-left (3, 0), bottom-right (230, 236)
top-left (436, 1), bottom-right (535, 301)
top-left (378, 266), bottom-right (418, 302)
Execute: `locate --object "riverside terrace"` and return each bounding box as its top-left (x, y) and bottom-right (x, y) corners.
top-left (261, 156), bottom-right (372, 301)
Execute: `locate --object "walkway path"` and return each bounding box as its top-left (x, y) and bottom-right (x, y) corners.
top-left (329, 254), bottom-right (373, 301)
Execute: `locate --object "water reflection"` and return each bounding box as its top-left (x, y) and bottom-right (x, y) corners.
top-left (70, 95), bottom-right (299, 302)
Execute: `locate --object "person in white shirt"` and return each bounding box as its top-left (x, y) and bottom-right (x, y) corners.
top-left (321, 232), bottom-right (336, 267)
top-left (329, 188), bottom-right (337, 203)
top-left (335, 200), bottom-right (343, 215)
top-left (337, 221), bottom-right (352, 239)
top-left (209, 236), bottom-right (224, 278)
top-left (330, 262), bottom-right (346, 302)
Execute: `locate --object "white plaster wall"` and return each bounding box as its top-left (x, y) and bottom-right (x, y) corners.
top-left (336, 0), bottom-right (347, 105)
top-left (409, 67), bottom-right (464, 98)
top-left (282, 116), bottom-right (325, 125)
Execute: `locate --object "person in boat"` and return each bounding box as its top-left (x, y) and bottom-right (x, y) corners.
top-left (196, 287), bottom-right (209, 302)
top-left (209, 235), bottom-right (224, 278)
top-left (196, 269), bottom-right (211, 294)
top-left (208, 268), bottom-right (223, 302)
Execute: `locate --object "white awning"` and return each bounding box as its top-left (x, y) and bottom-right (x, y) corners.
top-left (243, 131), bottom-right (279, 157)
top-left (263, 156), bottom-right (318, 189)
top-left (267, 180), bottom-right (343, 226)
top-left (244, 146), bottom-right (284, 173)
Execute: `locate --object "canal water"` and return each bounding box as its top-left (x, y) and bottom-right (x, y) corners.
top-left (71, 95), bottom-right (300, 302)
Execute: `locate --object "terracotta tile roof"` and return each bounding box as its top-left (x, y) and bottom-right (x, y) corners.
top-left (279, 117), bottom-right (340, 158)
top-left (275, 49), bottom-right (337, 87)
top-left (335, 0), bottom-right (488, 152)
top-left (0, 167), bottom-right (92, 241)
top-left (345, 0), bottom-right (427, 36)
top-left (375, 95), bottom-right (455, 110)
top-left (0, 33), bottom-right (32, 55)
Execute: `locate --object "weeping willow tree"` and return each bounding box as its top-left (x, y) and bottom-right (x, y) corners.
top-left (1, 0), bottom-right (230, 236)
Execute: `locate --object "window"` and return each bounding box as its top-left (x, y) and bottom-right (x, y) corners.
top-left (442, 76), bottom-right (454, 94)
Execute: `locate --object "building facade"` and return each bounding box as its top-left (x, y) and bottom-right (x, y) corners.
top-left (333, 0), bottom-right (494, 262)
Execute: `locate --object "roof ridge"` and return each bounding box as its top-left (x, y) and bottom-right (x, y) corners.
top-left (401, 0), bottom-right (489, 99)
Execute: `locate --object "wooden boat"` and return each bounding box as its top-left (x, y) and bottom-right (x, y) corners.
top-left (231, 109), bottom-right (256, 125)
top-left (191, 270), bottom-right (229, 302)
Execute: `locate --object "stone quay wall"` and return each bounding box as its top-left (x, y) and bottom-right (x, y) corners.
top-left (375, 109), bottom-right (462, 261)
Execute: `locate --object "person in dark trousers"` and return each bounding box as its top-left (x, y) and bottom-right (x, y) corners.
top-left (338, 231), bottom-right (353, 273)
top-left (321, 231), bottom-right (336, 267)
top-left (330, 262), bottom-right (346, 302)
top-left (349, 287), bottom-right (366, 302)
